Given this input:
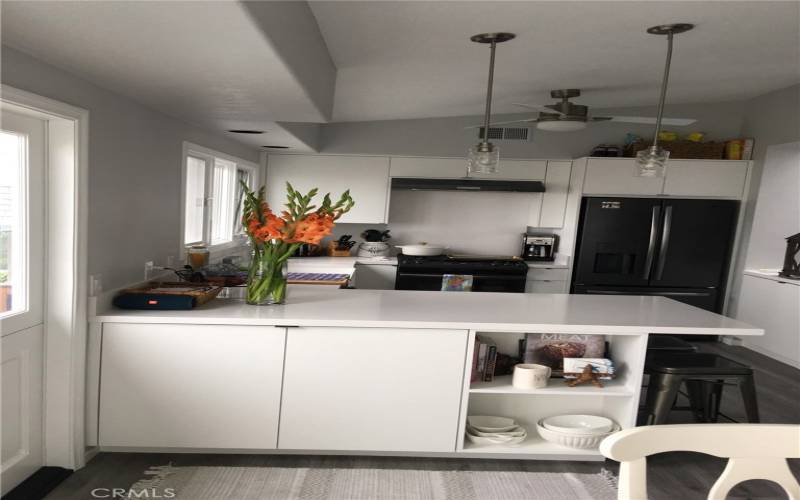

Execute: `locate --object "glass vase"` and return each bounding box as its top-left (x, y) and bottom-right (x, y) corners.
top-left (246, 251), bottom-right (288, 305)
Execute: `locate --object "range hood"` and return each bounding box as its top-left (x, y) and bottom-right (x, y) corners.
top-left (391, 178), bottom-right (545, 192)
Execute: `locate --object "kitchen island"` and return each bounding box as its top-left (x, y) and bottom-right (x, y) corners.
top-left (88, 288), bottom-right (762, 461)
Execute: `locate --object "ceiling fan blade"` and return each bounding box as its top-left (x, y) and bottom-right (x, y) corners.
top-left (590, 116), bottom-right (697, 126)
top-left (512, 102), bottom-right (565, 116)
top-left (464, 118), bottom-right (539, 129)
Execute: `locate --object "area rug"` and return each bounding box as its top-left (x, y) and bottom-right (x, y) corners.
top-left (129, 464), bottom-right (618, 500)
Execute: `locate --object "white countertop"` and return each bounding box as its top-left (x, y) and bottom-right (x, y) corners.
top-left (94, 288), bottom-right (762, 336)
top-left (744, 269), bottom-right (800, 286)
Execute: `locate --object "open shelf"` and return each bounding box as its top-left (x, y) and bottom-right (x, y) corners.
top-left (459, 434), bottom-right (603, 460)
top-left (469, 375), bottom-right (634, 397)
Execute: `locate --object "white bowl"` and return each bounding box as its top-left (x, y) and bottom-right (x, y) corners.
top-left (536, 420), bottom-right (619, 450)
top-left (467, 416), bottom-right (518, 433)
top-left (541, 415), bottom-right (614, 435)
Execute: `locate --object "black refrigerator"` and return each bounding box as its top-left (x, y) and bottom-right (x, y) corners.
top-left (571, 197), bottom-right (739, 316)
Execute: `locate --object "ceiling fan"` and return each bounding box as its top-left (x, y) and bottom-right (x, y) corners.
top-left (469, 88), bottom-right (696, 132)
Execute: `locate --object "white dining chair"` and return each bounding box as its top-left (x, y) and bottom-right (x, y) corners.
top-left (599, 424), bottom-right (800, 500)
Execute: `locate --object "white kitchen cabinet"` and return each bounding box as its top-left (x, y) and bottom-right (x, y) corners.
top-left (582, 157), bottom-right (750, 198)
top-left (279, 327), bottom-right (467, 452)
top-left (353, 263), bottom-right (397, 289)
top-left (663, 160), bottom-right (749, 198)
top-left (390, 157), bottom-right (467, 178)
top-left (738, 275), bottom-right (800, 368)
top-left (267, 155), bottom-right (390, 224)
top-left (469, 159), bottom-right (547, 180)
top-left (583, 158), bottom-right (665, 195)
top-left (527, 267), bottom-right (570, 281)
top-left (99, 323), bottom-right (286, 449)
top-left (537, 161), bottom-right (573, 227)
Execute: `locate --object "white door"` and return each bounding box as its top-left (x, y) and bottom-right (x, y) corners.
top-left (1, 110), bottom-right (46, 495)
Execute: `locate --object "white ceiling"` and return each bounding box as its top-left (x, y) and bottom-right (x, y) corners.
top-left (2, 0), bottom-right (798, 147)
top-left (1, 1), bottom-right (335, 150)
top-left (310, 1), bottom-right (800, 121)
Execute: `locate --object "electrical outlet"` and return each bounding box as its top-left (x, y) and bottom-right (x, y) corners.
top-left (166, 255), bottom-right (175, 268)
top-left (89, 274), bottom-right (103, 296)
top-left (144, 261), bottom-right (154, 280)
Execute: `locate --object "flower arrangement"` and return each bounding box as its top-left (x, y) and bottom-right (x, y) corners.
top-left (241, 182), bottom-right (354, 304)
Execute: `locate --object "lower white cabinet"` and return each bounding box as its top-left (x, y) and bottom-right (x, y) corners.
top-left (352, 263), bottom-right (397, 290)
top-left (526, 280), bottom-right (569, 293)
top-left (738, 275), bottom-right (800, 368)
top-left (99, 323), bottom-right (286, 449)
top-left (279, 327), bottom-right (467, 452)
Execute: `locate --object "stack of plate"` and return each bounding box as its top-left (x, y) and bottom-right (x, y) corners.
top-left (465, 416), bottom-right (527, 445)
top-left (536, 414), bottom-right (619, 449)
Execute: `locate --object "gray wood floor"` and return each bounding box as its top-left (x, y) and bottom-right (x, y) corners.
top-left (47, 342), bottom-right (799, 500)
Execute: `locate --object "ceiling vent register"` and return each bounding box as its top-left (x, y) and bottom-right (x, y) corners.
top-left (477, 127), bottom-right (530, 141)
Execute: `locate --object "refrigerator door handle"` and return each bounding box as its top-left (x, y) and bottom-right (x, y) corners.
top-left (655, 205), bottom-right (673, 280)
top-left (643, 205), bottom-right (661, 280)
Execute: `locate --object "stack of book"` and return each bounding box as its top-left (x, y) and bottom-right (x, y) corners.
top-left (471, 335), bottom-right (498, 383)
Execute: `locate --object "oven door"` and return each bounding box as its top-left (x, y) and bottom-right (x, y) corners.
top-left (395, 272), bottom-right (526, 293)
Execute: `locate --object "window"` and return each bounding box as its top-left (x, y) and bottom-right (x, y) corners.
top-left (0, 130), bottom-right (25, 316)
top-left (182, 143), bottom-right (258, 250)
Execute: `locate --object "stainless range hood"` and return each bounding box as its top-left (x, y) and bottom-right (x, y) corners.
top-left (391, 178), bottom-right (545, 192)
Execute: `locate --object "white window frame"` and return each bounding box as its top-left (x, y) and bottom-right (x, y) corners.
top-left (180, 142), bottom-right (258, 254)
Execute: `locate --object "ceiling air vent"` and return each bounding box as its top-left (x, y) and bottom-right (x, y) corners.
top-left (478, 127), bottom-right (531, 141)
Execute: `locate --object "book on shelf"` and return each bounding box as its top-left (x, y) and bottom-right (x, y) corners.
top-left (472, 335), bottom-right (498, 383)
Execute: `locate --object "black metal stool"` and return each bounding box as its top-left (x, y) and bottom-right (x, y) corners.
top-left (645, 352), bottom-right (760, 425)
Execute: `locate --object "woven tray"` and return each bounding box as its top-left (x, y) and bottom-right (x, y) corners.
top-left (118, 282), bottom-right (223, 306)
top-left (625, 141), bottom-right (725, 159)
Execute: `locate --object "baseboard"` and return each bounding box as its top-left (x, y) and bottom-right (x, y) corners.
top-left (743, 342), bottom-right (800, 369)
top-left (2, 466), bottom-right (72, 500)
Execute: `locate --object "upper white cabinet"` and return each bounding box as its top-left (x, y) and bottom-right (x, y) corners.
top-left (267, 155), bottom-right (390, 224)
top-left (279, 327), bottom-right (467, 452)
top-left (99, 324), bottom-right (286, 449)
top-left (582, 158), bottom-right (750, 198)
top-left (390, 157), bottom-right (466, 178)
top-left (537, 161), bottom-right (573, 227)
top-left (469, 159), bottom-right (547, 180)
top-left (583, 158), bottom-right (665, 195)
top-left (663, 160), bottom-right (749, 197)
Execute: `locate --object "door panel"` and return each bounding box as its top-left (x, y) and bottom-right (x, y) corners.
top-left (573, 197), bottom-right (662, 286)
top-left (279, 327), bottom-right (467, 452)
top-left (651, 199), bottom-right (738, 288)
top-left (1, 326), bottom-right (43, 496)
top-left (99, 324), bottom-right (286, 449)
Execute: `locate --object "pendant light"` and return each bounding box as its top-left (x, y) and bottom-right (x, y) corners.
top-left (467, 32), bottom-right (515, 174)
top-left (635, 23), bottom-right (694, 178)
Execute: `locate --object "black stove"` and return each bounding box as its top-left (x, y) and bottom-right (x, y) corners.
top-left (396, 254), bottom-right (528, 293)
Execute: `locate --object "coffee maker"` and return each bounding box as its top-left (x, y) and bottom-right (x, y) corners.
top-left (521, 234), bottom-right (557, 261)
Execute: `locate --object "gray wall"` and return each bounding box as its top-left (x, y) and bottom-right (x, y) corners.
top-left (728, 84), bottom-right (800, 315)
top-left (318, 101), bottom-right (746, 158)
top-left (2, 46), bottom-right (260, 290)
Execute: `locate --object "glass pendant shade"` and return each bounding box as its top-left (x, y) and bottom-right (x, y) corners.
top-left (467, 143), bottom-right (499, 174)
top-left (635, 145), bottom-right (669, 177)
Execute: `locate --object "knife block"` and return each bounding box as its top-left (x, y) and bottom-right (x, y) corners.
top-left (327, 241), bottom-right (352, 257)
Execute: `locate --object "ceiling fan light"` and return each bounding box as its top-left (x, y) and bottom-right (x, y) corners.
top-left (467, 143), bottom-right (499, 174)
top-left (536, 120), bottom-right (587, 132)
top-left (635, 146), bottom-right (669, 177)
